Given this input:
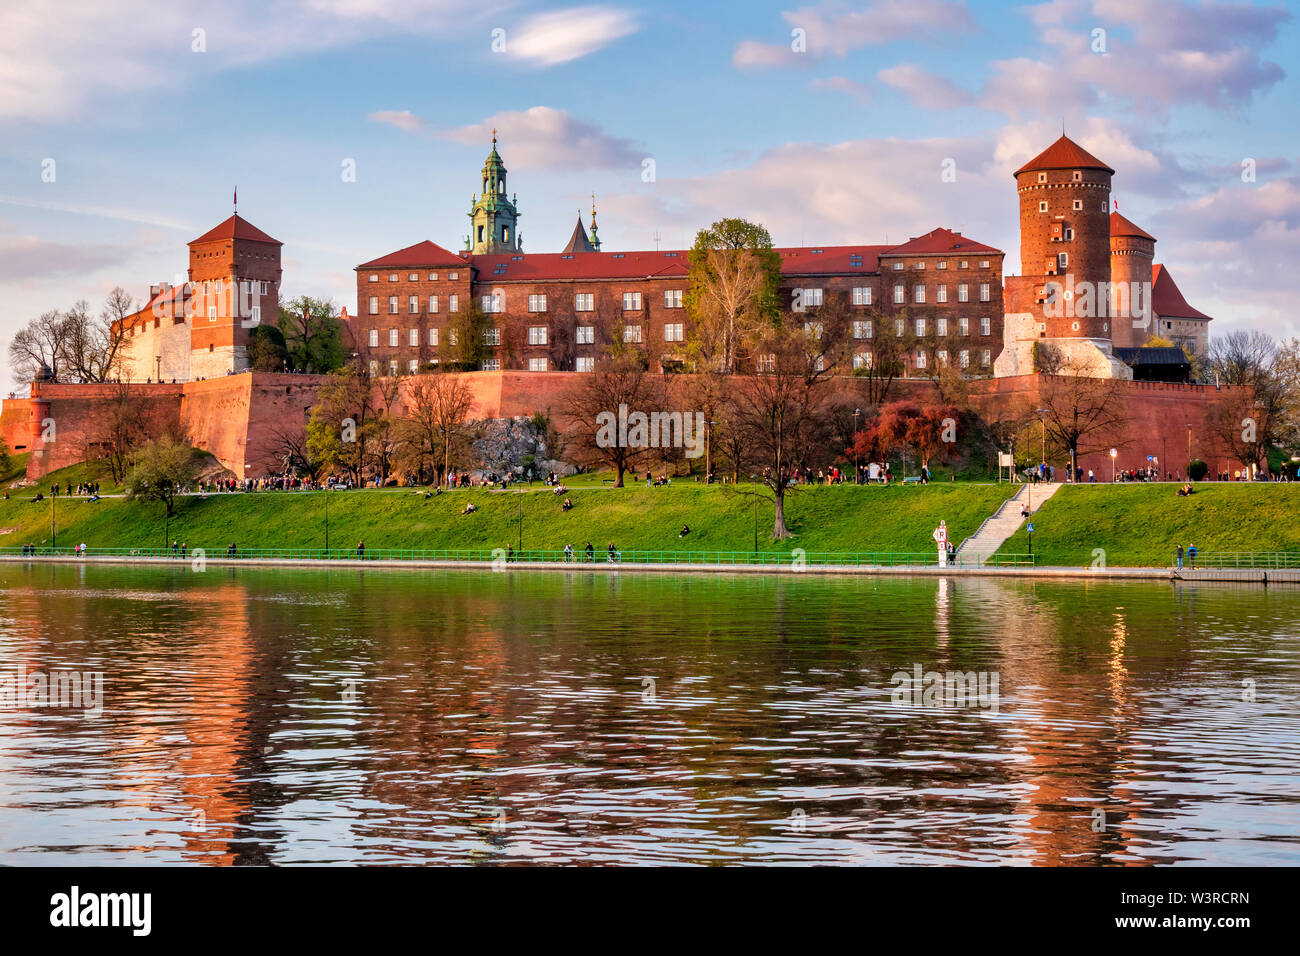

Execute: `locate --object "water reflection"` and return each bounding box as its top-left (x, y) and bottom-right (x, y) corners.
top-left (0, 565), bottom-right (1296, 865)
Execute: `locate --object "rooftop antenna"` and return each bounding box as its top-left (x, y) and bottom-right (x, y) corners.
top-left (233, 186), bottom-right (237, 216)
top-left (653, 230), bottom-right (661, 251)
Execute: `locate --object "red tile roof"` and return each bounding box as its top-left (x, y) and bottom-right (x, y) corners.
top-left (1015, 135), bottom-right (1115, 176)
top-left (190, 214), bottom-right (280, 246)
top-left (115, 283), bottom-right (191, 332)
top-left (357, 240), bottom-right (468, 270)
top-left (1109, 211), bottom-right (1155, 242)
top-left (879, 227), bottom-right (1001, 257)
top-left (1152, 264), bottom-right (1211, 321)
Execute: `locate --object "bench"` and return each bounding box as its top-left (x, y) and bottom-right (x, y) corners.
top-left (902, 476), bottom-right (923, 485)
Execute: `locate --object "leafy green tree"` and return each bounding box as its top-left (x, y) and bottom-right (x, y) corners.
top-left (439, 303), bottom-right (492, 371)
top-left (307, 362), bottom-right (375, 485)
top-left (126, 436), bottom-right (200, 516)
top-left (277, 296), bottom-right (346, 373)
top-left (248, 324), bottom-right (289, 372)
top-left (684, 218), bottom-right (782, 374)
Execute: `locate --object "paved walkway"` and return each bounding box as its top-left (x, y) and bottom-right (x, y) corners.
top-left (957, 482), bottom-right (1061, 566)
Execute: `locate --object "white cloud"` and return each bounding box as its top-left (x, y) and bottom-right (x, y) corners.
top-left (0, 234), bottom-right (132, 282)
top-left (734, 0), bottom-right (977, 68)
top-left (442, 107), bottom-right (642, 170)
top-left (809, 76), bottom-right (872, 103)
top-left (368, 110), bottom-right (426, 133)
top-left (877, 64), bottom-right (974, 109)
top-left (504, 6), bottom-right (639, 67)
top-left (0, 0), bottom-right (505, 122)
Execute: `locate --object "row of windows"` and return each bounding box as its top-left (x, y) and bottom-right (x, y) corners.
top-left (889, 259), bottom-right (992, 271)
top-left (370, 294), bottom-right (461, 315)
top-left (1039, 199), bottom-right (1108, 213)
top-left (852, 317), bottom-right (993, 338)
top-left (365, 322), bottom-right (688, 349)
top-left (892, 283), bottom-right (992, 305)
top-left (852, 348), bottom-right (992, 369)
top-left (367, 271), bottom-right (460, 283)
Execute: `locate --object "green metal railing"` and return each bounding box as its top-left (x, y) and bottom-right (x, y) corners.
top-left (0, 546), bottom-right (1036, 569)
top-left (1185, 552), bottom-right (1300, 570)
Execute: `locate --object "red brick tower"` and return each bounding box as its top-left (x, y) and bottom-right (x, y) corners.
top-left (996, 135), bottom-right (1131, 378)
top-left (1108, 211), bottom-right (1156, 349)
top-left (187, 214), bottom-right (282, 378)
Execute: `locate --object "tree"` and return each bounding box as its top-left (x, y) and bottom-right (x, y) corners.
top-left (563, 341), bottom-right (665, 487)
top-left (1035, 357), bottom-right (1132, 479)
top-left (248, 324), bottom-right (290, 372)
top-left (9, 310), bottom-right (67, 382)
top-left (277, 296), bottom-right (346, 373)
top-left (729, 321), bottom-right (840, 538)
top-left (401, 373), bottom-right (476, 484)
top-left (440, 303), bottom-right (493, 371)
top-left (1206, 330), bottom-right (1297, 471)
top-left (307, 362), bottom-right (376, 485)
top-left (851, 307), bottom-right (916, 405)
top-left (851, 402), bottom-right (962, 474)
top-left (684, 218), bottom-right (782, 374)
top-left (126, 436), bottom-right (200, 517)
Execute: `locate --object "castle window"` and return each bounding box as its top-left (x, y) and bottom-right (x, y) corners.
top-left (892, 262), bottom-right (904, 271)
top-left (209, 344), bottom-right (214, 352)
top-left (501, 226), bottom-right (510, 243)
top-left (575, 293), bottom-right (594, 312)
top-left (915, 262), bottom-right (925, 270)
top-left (429, 328), bottom-right (439, 347)
top-left (937, 317), bottom-right (948, 336)
top-left (980, 282), bottom-right (991, 302)
top-left (449, 295), bottom-right (459, 312)
top-left (409, 328), bottom-right (418, 347)
top-left (622, 292), bottom-right (643, 311)
top-left (1039, 201), bottom-right (1048, 212)
top-left (981, 317), bottom-right (991, 335)
top-left (852, 286), bottom-right (872, 306)
top-left (893, 284), bottom-right (905, 304)
top-left (853, 320), bottom-right (872, 340)
top-left (251, 306), bottom-right (261, 323)
top-left (936, 284), bottom-right (947, 303)
top-left (1056, 253), bottom-right (1068, 270)
top-left (409, 359), bottom-right (419, 373)
top-left (959, 260), bottom-right (968, 269)
top-left (960, 349), bottom-right (970, 368)
top-left (1072, 170), bottom-right (1082, 181)
top-left (477, 226), bottom-right (484, 243)
top-left (528, 326), bottom-right (548, 346)
top-left (853, 351), bottom-right (872, 369)
top-left (980, 260), bottom-right (989, 269)
top-left (449, 272), bottom-right (458, 280)
top-left (895, 318), bottom-right (905, 335)
top-left (481, 294), bottom-right (503, 314)
top-left (483, 328), bottom-right (501, 346)
top-left (389, 274), bottom-right (398, 282)
top-left (958, 284), bottom-right (969, 303)
top-left (368, 330), bottom-right (378, 347)
top-left (623, 325), bottom-right (642, 343)
top-left (528, 357), bottom-right (548, 372)
top-left (388, 296), bottom-right (398, 314)
top-left (981, 349), bottom-right (991, 365)
top-left (409, 273), bottom-right (419, 282)
top-left (664, 289), bottom-right (684, 308)
top-left (1037, 172), bottom-right (1047, 183)
top-left (429, 295), bottom-right (438, 313)
top-left (409, 296), bottom-right (419, 313)
top-left (959, 317), bottom-right (969, 335)
top-left (915, 318), bottom-right (926, 336)
top-left (938, 349), bottom-right (948, 367)
top-left (389, 329), bottom-right (398, 347)
top-left (913, 284), bottom-right (925, 304)
top-left (1072, 199), bottom-right (1082, 211)
top-left (389, 360), bottom-right (398, 376)
top-left (482, 358), bottom-right (500, 371)
top-left (937, 260), bottom-right (947, 270)
top-left (260, 281), bottom-right (268, 294)
top-left (449, 329), bottom-right (458, 345)
top-left (664, 322), bottom-right (684, 342)
top-left (429, 272), bottom-right (438, 280)
top-left (916, 350), bottom-right (927, 370)
top-left (801, 288), bottom-right (824, 307)
top-left (207, 308), bottom-right (215, 322)
top-left (576, 356), bottom-right (594, 372)
top-left (576, 326), bottom-right (594, 344)
top-left (1064, 227), bottom-right (1074, 240)
top-left (528, 294), bottom-right (548, 313)
top-left (369, 360), bottom-right (379, 377)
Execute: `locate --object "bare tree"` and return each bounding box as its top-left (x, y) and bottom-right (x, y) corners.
top-left (1036, 356), bottom-right (1133, 479)
top-left (401, 374), bottom-right (475, 484)
top-left (563, 343), bottom-right (665, 487)
top-left (9, 310), bottom-right (67, 382)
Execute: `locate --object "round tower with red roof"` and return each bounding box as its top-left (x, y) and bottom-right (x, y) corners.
top-left (1109, 211), bottom-right (1156, 349)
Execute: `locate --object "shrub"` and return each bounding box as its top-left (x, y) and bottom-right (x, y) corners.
top-left (1187, 459), bottom-right (1208, 481)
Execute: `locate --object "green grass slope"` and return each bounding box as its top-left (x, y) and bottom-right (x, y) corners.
top-left (0, 481), bottom-right (1012, 556)
top-left (995, 483), bottom-right (1300, 566)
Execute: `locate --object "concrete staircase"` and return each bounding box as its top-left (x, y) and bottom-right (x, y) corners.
top-left (957, 483), bottom-right (1062, 566)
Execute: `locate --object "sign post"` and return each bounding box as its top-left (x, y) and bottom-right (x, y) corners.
top-left (933, 520), bottom-right (949, 568)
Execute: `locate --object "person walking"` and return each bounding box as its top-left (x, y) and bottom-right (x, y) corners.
top-left (1175, 544), bottom-right (1184, 570)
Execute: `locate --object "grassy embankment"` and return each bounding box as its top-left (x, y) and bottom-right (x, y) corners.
top-left (994, 482), bottom-right (1300, 566)
top-left (0, 466), bottom-right (1011, 556)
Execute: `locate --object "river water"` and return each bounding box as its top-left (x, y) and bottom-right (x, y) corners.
top-left (0, 563), bottom-right (1296, 865)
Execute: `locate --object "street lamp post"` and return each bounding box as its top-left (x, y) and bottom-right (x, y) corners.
top-left (853, 408), bottom-right (861, 483)
top-left (324, 480), bottom-right (330, 553)
top-left (1110, 447), bottom-right (1118, 483)
top-left (1186, 422), bottom-right (1193, 470)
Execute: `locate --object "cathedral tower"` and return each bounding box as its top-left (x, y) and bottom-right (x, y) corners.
top-left (468, 131), bottom-right (520, 254)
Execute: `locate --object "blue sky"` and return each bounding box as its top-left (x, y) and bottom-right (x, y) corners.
top-left (1, 0), bottom-right (1297, 385)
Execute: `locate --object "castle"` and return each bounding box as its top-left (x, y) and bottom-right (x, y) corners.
top-left (110, 133), bottom-right (1210, 387)
top-left (5, 132), bottom-right (1231, 484)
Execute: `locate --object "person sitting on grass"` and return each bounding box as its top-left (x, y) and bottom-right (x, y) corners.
top-left (679, 524), bottom-right (690, 538)
top-left (1177, 483), bottom-right (1195, 497)
top-left (562, 497), bottom-right (573, 511)
top-left (463, 502), bottom-right (477, 515)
